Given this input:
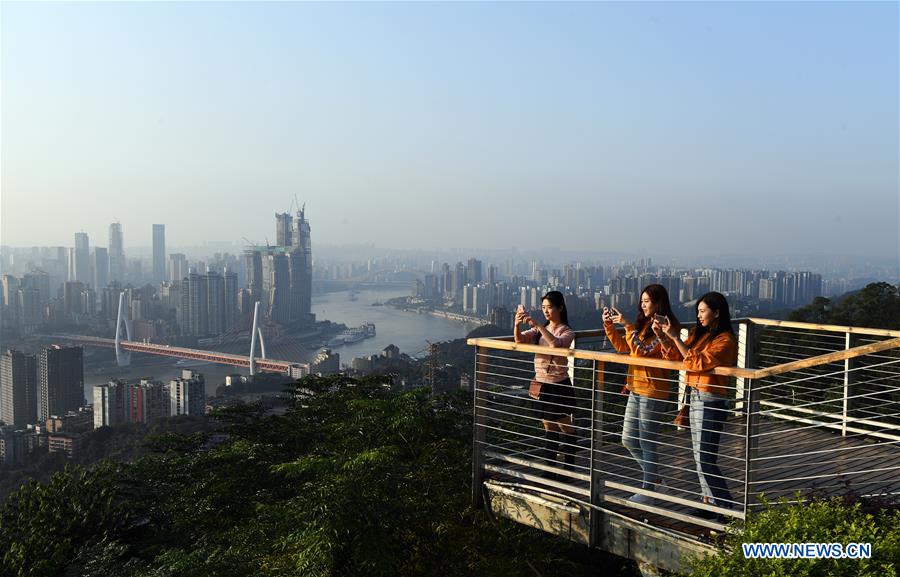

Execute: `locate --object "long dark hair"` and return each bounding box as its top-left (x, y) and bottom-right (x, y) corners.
top-left (635, 284), bottom-right (679, 337)
top-left (691, 291), bottom-right (734, 340)
top-left (542, 291), bottom-right (569, 327)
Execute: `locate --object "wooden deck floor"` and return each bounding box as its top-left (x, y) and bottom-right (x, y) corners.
top-left (481, 415), bottom-right (900, 538)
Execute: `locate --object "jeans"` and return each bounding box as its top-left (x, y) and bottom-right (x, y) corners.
top-left (689, 388), bottom-right (734, 507)
top-left (621, 392), bottom-right (668, 489)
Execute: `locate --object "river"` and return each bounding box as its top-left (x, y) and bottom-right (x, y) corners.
top-left (82, 287), bottom-right (480, 398)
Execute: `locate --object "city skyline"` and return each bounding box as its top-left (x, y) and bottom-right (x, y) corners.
top-left (1, 2), bottom-right (898, 260)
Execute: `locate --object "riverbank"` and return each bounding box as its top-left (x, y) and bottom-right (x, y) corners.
top-left (385, 297), bottom-right (487, 326)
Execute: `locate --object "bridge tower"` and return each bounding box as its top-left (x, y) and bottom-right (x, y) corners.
top-left (248, 301), bottom-right (267, 375)
top-left (114, 292), bottom-right (133, 367)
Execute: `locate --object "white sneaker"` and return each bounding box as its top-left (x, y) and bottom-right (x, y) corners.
top-left (629, 481), bottom-right (670, 506)
top-left (628, 491), bottom-right (654, 505)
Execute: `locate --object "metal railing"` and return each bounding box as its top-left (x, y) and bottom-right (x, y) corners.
top-left (469, 319), bottom-right (900, 537)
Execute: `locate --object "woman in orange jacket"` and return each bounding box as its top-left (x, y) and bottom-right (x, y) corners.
top-left (603, 284), bottom-right (679, 504)
top-left (659, 291), bottom-right (738, 513)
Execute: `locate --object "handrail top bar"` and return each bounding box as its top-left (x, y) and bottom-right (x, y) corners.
top-left (747, 317), bottom-right (900, 338)
top-left (467, 334), bottom-right (900, 380)
top-left (466, 337), bottom-right (757, 378)
top-left (752, 336), bottom-right (900, 379)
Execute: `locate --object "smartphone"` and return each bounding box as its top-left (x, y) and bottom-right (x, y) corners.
top-left (516, 304), bottom-right (526, 314)
top-left (653, 313), bottom-right (668, 324)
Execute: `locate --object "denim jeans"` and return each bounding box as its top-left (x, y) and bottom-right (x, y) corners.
top-left (621, 392), bottom-right (668, 489)
top-left (689, 388), bottom-right (734, 507)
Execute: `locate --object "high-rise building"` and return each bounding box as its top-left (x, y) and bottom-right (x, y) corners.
top-left (206, 269), bottom-right (224, 336)
top-left (21, 271), bottom-right (50, 308)
top-left (169, 370), bottom-right (205, 416)
top-left (472, 285), bottom-right (490, 315)
top-left (93, 380), bottom-right (127, 428)
top-left (262, 252), bottom-right (291, 324)
top-left (243, 249), bottom-right (263, 304)
top-left (276, 212), bottom-right (293, 246)
top-left (0, 427), bottom-right (28, 467)
top-left (108, 222), bottom-right (125, 283)
top-left (159, 281), bottom-right (181, 319)
top-left (93, 247), bottom-right (109, 291)
top-left (0, 350), bottom-right (38, 428)
top-left (178, 270), bottom-right (240, 337)
top-left (63, 281), bottom-right (85, 318)
top-left (290, 206), bottom-right (313, 320)
top-left (181, 271), bottom-right (208, 337)
top-left (66, 248), bottom-right (76, 282)
top-left (128, 379), bottom-right (169, 423)
top-left (73, 232), bottom-right (91, 284)
top-left (422, 274), bottom-right (438, 300)
top-left (487, 265), bottom-right (499, 286)
top-left (1, 275), bottom-right (18, 307)
top-left (467, 258), bottom-right (483, 285)
top-left (1, 275), bottom-right (20, 334)
top-left (452, 262), bottom-right (466, 299)
top-left (168, 253), bottom-right (188, 283)
top-left (440, 263), bottom-right (451, 297)
top-left (17, 288), bottom-right (42, 335)
top-left (94, 378), bottom-right (170, 428)
top-left (101, 282), bottom-right (125, 321)
top-left (152, 224), bottom-right (166, 283)
top-left (180, 269), bottom-right (236, 337)
top-left (490, 307), bottom-right (512, 330)
top-left (243, 207), bottom-right (313, 328)
top-left (223, 268), bottom-right (238, 331)
top-left (462, 285), bottom-right (475, 313)
top-left (39, 345), bottom-right (84, 421)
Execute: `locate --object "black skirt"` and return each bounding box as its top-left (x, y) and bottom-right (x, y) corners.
top-left (532, 377), bottom-right (576, 421)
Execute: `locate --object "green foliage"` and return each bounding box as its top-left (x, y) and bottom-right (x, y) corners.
top-left (789, 283), bottom-right (900, 330)
top-left (0, 415), bottom-right (214, 502)
top-left (832, 282), bottom-right (900, 330)
top-left (788, 296), bottom-right (834, 325)
top-left (0, 374), bottom-right (634, 577)
top-left (688, 496), bottom-right (900, 577)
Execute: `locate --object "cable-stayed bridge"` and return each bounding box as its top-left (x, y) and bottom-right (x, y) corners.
top-left (46, 296), bottom-right (302, 375)
top-left (44, 333), bottom-right (299, 375)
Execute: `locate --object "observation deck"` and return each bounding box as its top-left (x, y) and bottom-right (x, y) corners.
top-left (468, 318), bottom-right (900, 573)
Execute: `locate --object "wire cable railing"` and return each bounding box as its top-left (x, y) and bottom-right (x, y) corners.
top-left (470, 318), bottom-right (900, 538)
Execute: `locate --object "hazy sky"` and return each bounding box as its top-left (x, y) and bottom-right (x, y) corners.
top-left (2, 1), bottom-right (898, 260)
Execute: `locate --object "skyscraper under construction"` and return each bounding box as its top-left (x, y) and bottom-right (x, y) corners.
top-left (244, 204), bottom-right (313, 328)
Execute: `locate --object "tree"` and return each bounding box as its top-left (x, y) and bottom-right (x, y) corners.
top-left (688, 496), bottom-right (900, 577)
top-left (0, 374), bottom-right (637, 577)
top-left (831, 282), bottom-right (900, 330)
top-left (788, 296), bottom-right (833, 325)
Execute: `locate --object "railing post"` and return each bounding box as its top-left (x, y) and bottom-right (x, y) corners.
top-left (736, 321), bottom-right (755, 413)
top-left (589, 359), bottom-right (604, 547)
top-left (743, 378), bottom-right (760, 516)
top-left (842, 333), bottom-right (857, 437)
top-left (472, 345), bottom-right (487, 509)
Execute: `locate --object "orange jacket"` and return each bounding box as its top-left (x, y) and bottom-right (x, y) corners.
top-left (604, 321), bottom-right (674, 400)
top-left (665, 331), bottom-right (738, 396)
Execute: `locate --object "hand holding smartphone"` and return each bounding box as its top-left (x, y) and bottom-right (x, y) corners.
top-left (604, 306), bottom-right (621, 324)
top-left (516, 304), bottom-right (530, 327)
